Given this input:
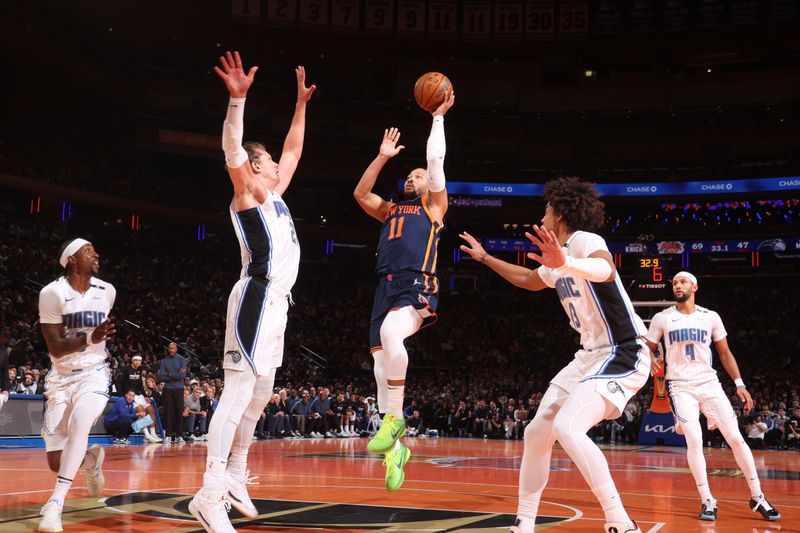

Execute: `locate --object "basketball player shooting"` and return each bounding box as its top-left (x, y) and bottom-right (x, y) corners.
top-left (645, 272), bottom-right (780, 522)
top-left (354, 90), bottom-right (454, 491)
top-left (37, 238), bottom-right (116, 533)
top-left (459, 178), bottom-right (650, 533)
top-left (188, 51), bottom-right (315, 533)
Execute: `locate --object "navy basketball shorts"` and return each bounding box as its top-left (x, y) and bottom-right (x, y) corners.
top-left (369, 271), bottom-right (439, 352)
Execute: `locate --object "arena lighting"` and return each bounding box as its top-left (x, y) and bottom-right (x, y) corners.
top-left (584, 69), bottom-right (595, 78)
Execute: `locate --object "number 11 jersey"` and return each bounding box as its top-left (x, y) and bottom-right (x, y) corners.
top-left (376, 194), bottom-right (442, 280)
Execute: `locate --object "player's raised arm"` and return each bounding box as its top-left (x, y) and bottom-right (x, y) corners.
top-left (275, 66), bottom-right (316, 196)
top-left (459, 231), bottom-right (548, 291)
top-left (354, 128), bottom-right (401, 223)
top-left (213, 51), bottom-right (264, 200)
top-left (525, 225), bottom-right (615, 282)
top-left (425, 91), bottom-right (454, 220)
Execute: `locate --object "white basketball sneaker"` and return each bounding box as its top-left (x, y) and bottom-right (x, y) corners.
top-left (225, 470), bottom-right (259, 518)
top-left (38, 499), bottom-right (63, 532)
top-left (188, 490), bottom-right (236, 533)
top-left (84, 444), bottom-right (105, 497)
top-left (604, 521), bottom-right (642, 533)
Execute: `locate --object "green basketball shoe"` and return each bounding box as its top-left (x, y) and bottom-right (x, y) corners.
top-left (384, 443), bottom-right (411, 492)
top-left (367, 413), bottom-right (406, 454)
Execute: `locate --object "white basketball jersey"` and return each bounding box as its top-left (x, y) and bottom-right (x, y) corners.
top-left (538, 231), bottom-right (647, 351)
top-left (230, 190), bottom-right (300, 296)
top-left (646, 305), bottom-right (726, 384)
top-left (39, 276), bottom-right (116, 373)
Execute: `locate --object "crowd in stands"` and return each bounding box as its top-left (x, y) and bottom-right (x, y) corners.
top-left (2, 195), bottom-right (800, 450)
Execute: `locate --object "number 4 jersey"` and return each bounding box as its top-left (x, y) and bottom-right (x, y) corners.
top-left (646, 305), bottom-right (727, 384)
top-left (376, 194), bottom-right (442, 283)
top-left (537, 231), bottom-right (647, 351)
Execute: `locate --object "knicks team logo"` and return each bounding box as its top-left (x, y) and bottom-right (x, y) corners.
top-left (657, 241), bottom-right (685, 254)
top-left (607, 381), bottom-right (622, 394)
top-left (226, 350), bottom-right (242, 363)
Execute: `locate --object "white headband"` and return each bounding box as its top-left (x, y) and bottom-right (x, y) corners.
top-left (672, 271), bottom-right (698, 285)
top-left (59, 238), bottom-right (91, 268)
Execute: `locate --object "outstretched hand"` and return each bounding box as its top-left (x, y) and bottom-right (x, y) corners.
top-left (525, 224), bottom-right (566, 269)
top-left (295, 65), bottom-right (316, 103)
top-left (432, 90), bottom-right (455, 117)
top-left (378, 127), bottom-right (405, 159)
top-left (91, 317), bottom-right (116, 344)
top-left (213, 51), bottom-right (258, 98)
top-left (458, 231), bottom-right (487, 262)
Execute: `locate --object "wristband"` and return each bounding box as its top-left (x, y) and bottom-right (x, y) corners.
top-left (734, 378), bottom-right (745, 388)
top-left (85, 331), bottom-right (95, 346)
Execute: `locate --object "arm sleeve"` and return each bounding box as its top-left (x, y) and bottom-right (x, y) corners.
top-left (536, 266), bottom-right (557, 288)
top-left (645, 312), bottom-right (665, 345)
top-left (426, 115), bottom-right (446, 192)
top-left (556, 232), bottom-right (613, 282)
top-left (223, 97), bottom-right (249, 168)
top-left (710, 311), bottom-right (728, 342)
top-left (39, 285), bottom-right (63, 324)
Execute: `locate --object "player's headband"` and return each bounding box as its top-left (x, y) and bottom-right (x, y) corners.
top-left (59, 238), bottom-right (91, 268)
top-left (672, 271), bottom-right (697, 285)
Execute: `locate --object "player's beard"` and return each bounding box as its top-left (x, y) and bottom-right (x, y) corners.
top-left (403, 188), bottom-right (419, 200)
top-left (674, 292), bottom-right (689, 303)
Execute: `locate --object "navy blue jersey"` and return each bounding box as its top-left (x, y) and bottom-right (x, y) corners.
top-left (375, 195), bottom-right (443, 284)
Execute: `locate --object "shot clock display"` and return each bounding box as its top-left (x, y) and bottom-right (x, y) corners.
top-left (638, 258), bottom-right (663, 282)
top-left (628, 255), bottom-right (676, 300)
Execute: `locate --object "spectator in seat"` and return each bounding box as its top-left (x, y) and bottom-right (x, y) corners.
top-left (406, 410), bottom-right (424, 437)
top-left (104, 389), bottom-right (141, 444)
top-left (745, 415), bottom-right (768, 450)
top-left (291, 390), bottom-right (313, 437)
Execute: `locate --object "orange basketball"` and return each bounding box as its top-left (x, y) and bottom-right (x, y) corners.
top-left (413, 72), bottom-right (453, 113)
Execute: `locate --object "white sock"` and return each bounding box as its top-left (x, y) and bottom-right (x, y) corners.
top-left (513, 514), bottom-right (536, 533)
top-left (386, 386), bottom-right (405, 419)
top-left (51, 476), bottom-right (72, 504)
top-left (595, 484), bottom-right (629, 524)
top-left (203, 455), bottom-right (228, 493)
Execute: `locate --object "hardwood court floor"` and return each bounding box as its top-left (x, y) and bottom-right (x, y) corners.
top-left (0, 437), bottom-right (797, 532)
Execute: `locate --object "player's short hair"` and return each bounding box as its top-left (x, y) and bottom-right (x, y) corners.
top-left (543, 177), bottom-right (606, 232)
top-left (243, 141), bottom-right (268, 164)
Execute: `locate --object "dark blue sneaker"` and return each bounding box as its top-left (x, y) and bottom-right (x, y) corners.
top-left (698, 499), bottom-right (717, 521)
top-left (750, 495), bottom-right (781, 521)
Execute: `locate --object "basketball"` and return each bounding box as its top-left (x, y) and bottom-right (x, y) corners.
top-left (413, 72), bottom-right (453, 113)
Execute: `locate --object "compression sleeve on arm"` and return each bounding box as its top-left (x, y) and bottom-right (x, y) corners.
top-left (558, 256), bottom-right (613, 283)
top-left (426, 115), bottom-right (446, 192)
top-left (223, 97), bottom-right (249, 168)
